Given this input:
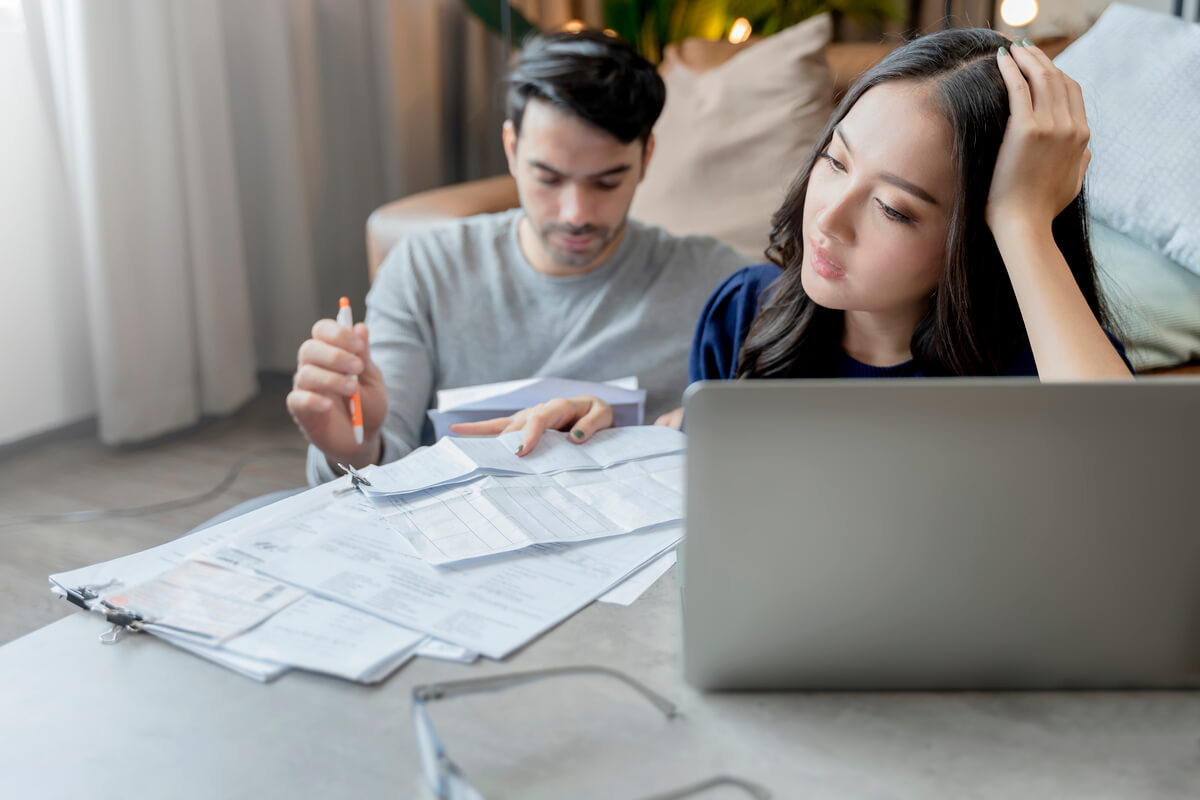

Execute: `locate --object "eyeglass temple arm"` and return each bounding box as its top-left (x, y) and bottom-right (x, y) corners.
top-left (413, 665), bottom-right (679, 718)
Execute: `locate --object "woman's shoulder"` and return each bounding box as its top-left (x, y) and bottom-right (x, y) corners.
top-left (690, 264), bottom-right (784, 383)
top-left (706, 263), bottom-right (783, 310)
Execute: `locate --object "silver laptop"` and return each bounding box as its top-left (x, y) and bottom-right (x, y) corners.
top-left (681, 379), bottom-right (1200, 690)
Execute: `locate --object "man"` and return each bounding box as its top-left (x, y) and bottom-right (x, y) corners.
top-left (288, 30), bottom-right (746, 485)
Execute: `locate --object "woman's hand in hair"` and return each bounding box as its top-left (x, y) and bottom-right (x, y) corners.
top-left (986, 41), bottom-right (1091, 233)
top-left (449, 396), bottom-right (614, 457)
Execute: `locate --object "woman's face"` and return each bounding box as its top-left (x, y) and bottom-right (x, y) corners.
top-left (801, 81), bottom-right (957, 317)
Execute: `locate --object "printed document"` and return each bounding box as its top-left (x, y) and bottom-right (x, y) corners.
top-left (372, 454), bottom-right (682, 564)
top-left (206, 509), bottom-right (682, 659)
top-left (427, 376), bottom-right (644, 440)
top-left (359, 426), bottom-right (685, 497)
top-left (99, 561), bottom-right (304, 644)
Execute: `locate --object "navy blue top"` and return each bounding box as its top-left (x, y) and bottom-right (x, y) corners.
top-left (689, 264), bottom-right (1132, 381)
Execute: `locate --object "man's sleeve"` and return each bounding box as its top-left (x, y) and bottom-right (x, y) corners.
top-left (305, 238), bottom-right (438, 485)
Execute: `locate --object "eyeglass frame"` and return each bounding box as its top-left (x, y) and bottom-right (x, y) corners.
top-left (411, 664), bottom-right (771, 800)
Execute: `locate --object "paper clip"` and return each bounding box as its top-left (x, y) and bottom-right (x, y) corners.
top-left (336, 462), bottom-right (373, 489)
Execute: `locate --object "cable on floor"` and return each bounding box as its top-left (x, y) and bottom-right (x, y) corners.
top-left (0, 446), bottom-right (307, 529)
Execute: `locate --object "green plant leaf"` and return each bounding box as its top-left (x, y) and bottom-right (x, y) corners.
top-left (463, 0), bottom-right (540, 48)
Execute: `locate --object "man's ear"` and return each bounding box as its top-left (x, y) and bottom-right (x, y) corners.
top-left (502, 120), bottom-right (518, 177)
top-left (638, 132), bottom-right (655, 183)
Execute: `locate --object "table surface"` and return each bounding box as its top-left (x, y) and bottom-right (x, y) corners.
top-left (2, 569), bottom-right (1198, 800)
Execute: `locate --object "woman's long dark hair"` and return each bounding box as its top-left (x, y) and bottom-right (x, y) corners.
top-left (737, 29), bottom-right (1108, 378)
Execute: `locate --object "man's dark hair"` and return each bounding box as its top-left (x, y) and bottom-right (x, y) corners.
top-left (505, 30), bottom-right (665, 146)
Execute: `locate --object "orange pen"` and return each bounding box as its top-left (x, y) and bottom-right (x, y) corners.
top-left (336, 297), bottom-right (365, 445)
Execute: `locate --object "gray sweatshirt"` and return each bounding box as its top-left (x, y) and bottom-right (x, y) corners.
top-left (307, 209), bottom-right (746, 484)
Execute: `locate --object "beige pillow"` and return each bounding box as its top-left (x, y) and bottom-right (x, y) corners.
top-left (630, 14), bottom-right (834, 260)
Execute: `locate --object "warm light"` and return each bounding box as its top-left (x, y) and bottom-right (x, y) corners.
top-left (562, 19), bottom-right (585, 33)
top-left (1000, 0), bottom-right (1038, 28)
top-left (728, 17), bottom-right (752, 44)
top-left (603, 28), bottom-right (617, 37)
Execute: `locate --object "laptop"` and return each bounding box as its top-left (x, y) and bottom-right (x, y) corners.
top-left (681, 379), bottom-right (1200, 690)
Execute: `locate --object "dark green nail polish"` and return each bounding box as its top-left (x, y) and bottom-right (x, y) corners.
top-left (572, 429), bottom-right (584, 440)
top-left (515, 444), bottom-right (524, 454)
top-left (998, 46), bottom-right (1008, 56)
top-left (1022, 38), bottom-right (1033, 47)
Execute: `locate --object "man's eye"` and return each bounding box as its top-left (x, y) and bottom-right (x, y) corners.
top-left (537, 177), bottom-right (561, 186)
top-left (595, 182), bottom-right (620, 191)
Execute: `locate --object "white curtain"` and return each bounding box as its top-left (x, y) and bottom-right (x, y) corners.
top-left (20, 0), bottom-right (508, 444)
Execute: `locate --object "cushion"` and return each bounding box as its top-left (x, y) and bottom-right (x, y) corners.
top-left (629, 14), bottom-right (834, 260)
top-left (1055, 4), bottom-right (1200, 277)
top-left (1091, 219), bottom-right (1200, 372)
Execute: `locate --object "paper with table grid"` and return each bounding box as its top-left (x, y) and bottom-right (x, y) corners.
top-left (371, 451), bottom-right (682, 565)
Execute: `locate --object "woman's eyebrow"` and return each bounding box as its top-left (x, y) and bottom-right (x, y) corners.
top-left (833, 126), bottom-right (941, 207)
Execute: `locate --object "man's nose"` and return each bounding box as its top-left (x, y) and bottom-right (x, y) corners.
top-left (559, 183), bottom-right (591, 227)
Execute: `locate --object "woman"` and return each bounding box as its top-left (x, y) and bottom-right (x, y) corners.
top-left (453, 30), bottom-right (1133, 453)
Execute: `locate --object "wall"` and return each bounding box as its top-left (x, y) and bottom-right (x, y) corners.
top-left (1021, 0), bottom-right (1195, 35)
top-left (0, 10), bottom-right (96, 446)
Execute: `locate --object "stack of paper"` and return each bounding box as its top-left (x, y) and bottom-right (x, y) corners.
top-left (49, 426), bottom-right (684, 682)
top-left (426, 376), bottom-right (645, 441)
top-left (362, 428), bottom-right (684, 565)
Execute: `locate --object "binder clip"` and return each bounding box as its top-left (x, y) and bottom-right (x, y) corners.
top-left (336, 462), bottom-right (373, 492)
top-left (97, 599), bottom-right (146, 644)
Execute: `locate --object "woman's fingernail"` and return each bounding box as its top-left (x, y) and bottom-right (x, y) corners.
top-left (515, 444), bottom-right (524, 455)
top-left (572, 429), bottom-right (585, 440)
top-left (998, 46), bottom-right (1008, 56)
top-left (1022, 38), bottom-right (1033, 47)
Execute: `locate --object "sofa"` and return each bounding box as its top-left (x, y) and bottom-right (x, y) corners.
top-left (364, 10), bottom-right (1200, 377)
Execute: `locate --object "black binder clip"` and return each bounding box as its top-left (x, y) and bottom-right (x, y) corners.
top-left (97, 599), bottom-right (146, 644)
top-left (336, 462), bottom-right (373, 490)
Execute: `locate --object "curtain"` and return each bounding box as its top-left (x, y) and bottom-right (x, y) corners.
top-left (20, 0), bottom-right (508, 444)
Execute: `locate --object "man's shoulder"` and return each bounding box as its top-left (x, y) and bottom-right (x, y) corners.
top-left (375, 209), bottom-right (522, 283)
top-left (625, 219), bottom-right (749, 275)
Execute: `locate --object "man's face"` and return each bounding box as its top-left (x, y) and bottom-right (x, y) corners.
top-left (504, 99), bottom-right (652, 276)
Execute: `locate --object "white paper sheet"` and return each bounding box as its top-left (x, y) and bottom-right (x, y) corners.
top-left (429, 377), bottom-right (645, 440)
top-left (246, 520), bottom-right (683, 659)
top-left (435, 376), bottom-right (639, 411)
top-left (416, 638), bottom-right (478, 664)
top-left (598, 550), bottom-right (677, 606)
top-left (51, 478), bottom-right (429, 683)
top-left (219, 594), bottom-right (425, 683)
top-left (153, 632), bottom-right (289, 682)
top-left (372, 455), bottom-right (682, 564)
top-left (359, 426), bottom-right (685, 498)
top-left (100, 561), bottom-right (305, 645)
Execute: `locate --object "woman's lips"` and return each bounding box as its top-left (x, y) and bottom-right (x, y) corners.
top-left (809, 239), bottom-right (846, 280)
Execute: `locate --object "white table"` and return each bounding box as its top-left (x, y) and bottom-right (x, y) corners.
top-left (2, 571), bottom-right (1198, 799)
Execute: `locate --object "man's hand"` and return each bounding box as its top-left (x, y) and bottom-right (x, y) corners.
top-left (450, 395), bottom-right (614, 456)
top-left (287, 319), bottom-right (388, 467)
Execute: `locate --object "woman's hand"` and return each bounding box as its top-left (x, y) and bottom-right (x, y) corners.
top-left (449, 395), bottom-right (614, 456)
top-left (986, 41), bottom-right (1091, 233)
top-left (653, 406), bottom-right (684, 430)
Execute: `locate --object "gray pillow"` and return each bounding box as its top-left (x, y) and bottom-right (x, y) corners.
top-left (1092, 219), bottom-right (1200, 372)
top-left (1055, 4), bottom-right (1200, 277)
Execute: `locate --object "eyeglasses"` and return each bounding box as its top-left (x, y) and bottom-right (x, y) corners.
top-left (411, 665), bottom-right (771, 799)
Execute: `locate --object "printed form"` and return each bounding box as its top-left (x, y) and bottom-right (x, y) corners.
top-left (359, 426), bottom-right (685, 497)
top-left (196, 501), bottom-right (682, 659)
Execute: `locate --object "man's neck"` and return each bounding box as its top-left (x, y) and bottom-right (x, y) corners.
top-left (516, 214), bottom-right (626, 278)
